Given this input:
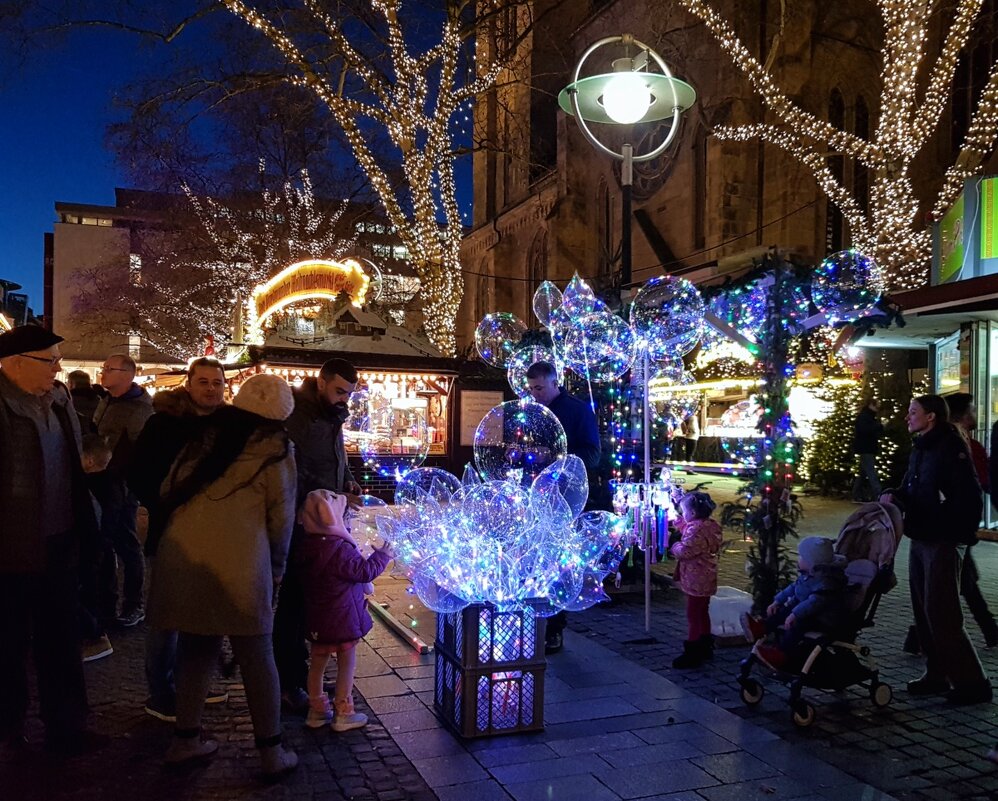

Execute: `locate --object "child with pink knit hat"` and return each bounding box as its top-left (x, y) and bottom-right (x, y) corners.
top-left (295, 489), bottom-right (393, 730)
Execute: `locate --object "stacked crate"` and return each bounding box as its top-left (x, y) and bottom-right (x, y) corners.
top-left (434, 604), bottom-right (546, 738)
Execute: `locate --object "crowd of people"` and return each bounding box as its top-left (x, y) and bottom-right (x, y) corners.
top-left (3, 320), bottom-right (998, 775)
top-left (0, 325), bottom-right (391, 780)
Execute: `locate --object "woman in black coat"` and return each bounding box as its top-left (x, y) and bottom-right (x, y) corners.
top-left (884, 395), bottom-right (990, 706)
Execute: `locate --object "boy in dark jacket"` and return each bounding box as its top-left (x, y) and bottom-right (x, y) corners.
top-left (742, 537), bottom-right (849, 668)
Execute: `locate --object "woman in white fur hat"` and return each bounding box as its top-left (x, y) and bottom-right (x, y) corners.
top-left (146, 373), bottom-right (299, 779)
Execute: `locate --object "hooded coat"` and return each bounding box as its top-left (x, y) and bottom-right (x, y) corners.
top-left (297, 526), bottom-right (391, 646)
top-left (669, 517), bottom-right (723, 597)
top-left (773, 563), bottom-right (850, 634)
top-left (146, 425), bottom-right (296, 636)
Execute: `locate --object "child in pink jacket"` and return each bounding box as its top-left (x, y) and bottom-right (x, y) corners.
top-left (297, 489), bottom-right (393, 731)
top-left (669, 491), bottom-right (723, 669)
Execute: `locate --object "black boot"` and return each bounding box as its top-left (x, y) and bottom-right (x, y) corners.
top-left (672, 640), bottom-right (706, 669)
top-left (698, 634), bottom-right (715, 661)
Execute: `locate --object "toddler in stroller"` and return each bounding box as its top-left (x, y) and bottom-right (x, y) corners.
top-left (737, 502), bottom-right (902, 727)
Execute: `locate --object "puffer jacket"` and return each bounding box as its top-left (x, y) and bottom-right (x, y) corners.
top-left (297, 533), bottom-right (391, 645)
top-left (669, 517), bottom-right (723, 597)
top-left (893, 423), bottom-right (982, 545)
top-left (774, 563), bottom-right (849, 634)
top-left (285, 377), bottom-right (354, 502)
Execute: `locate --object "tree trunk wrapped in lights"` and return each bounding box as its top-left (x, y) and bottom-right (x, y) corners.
top-left (677, 0), bottom-right (998, 291)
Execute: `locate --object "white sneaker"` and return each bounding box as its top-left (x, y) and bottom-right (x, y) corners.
top-left (332, 711), bottom-right (368, 732)
top-left (164, 736), bottom-right (218, 766)
top-left (306, 695), bottom-right (332, 729)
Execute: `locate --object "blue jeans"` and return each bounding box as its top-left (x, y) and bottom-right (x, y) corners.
top-left (145, 626), bottom-right (177, 706)
top-left (852, 453), bottom-right (881, 501)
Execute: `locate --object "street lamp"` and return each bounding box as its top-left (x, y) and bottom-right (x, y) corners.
top-left (559, 35), bottom-right (695, 632)
top-left (558, 35), bottom-right (696, 286)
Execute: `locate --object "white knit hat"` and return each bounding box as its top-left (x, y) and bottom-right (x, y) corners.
top-left (234, 374), bottom-right (294, 421)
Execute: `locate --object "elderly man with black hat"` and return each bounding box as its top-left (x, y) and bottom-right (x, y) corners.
top-left (0, 326), bottom-right (105, 754)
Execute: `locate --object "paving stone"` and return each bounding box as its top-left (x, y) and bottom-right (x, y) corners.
top-left (695, 774), bottom-right (814, 801)
top-left (504, 773), bottom-right (621, 801)
top-left (545, 730), bottom-right (646, 756)
top-left (412, 752), bottom-right (489, 786)
top-left (473, 744), bottom-right (559, 768)
top-left (392, 728), bottom-right (466, 760)
top-left (691, 751), bottom-right (780, 783)
top-left (488, 755), bottom-right (603, 784)
top-left (353, 674), bottom-right (412, 698)
top-left (434, 779), bottom-right (515, 801)
top-left (594, 758), bottom-right (720, 798)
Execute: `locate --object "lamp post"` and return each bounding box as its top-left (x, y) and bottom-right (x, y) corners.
top-left (559, 36), bottom-right (695, 632)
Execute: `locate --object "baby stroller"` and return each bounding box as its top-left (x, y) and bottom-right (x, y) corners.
top-left (736, 502), bottom-right (903, 728)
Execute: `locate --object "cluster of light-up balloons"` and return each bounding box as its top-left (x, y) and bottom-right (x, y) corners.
top-left (342, 388), bottom-right (431, 479)
top-left (379, 400), bottom-right (632, 615)
top-left (475, 273), bottom-right (708, 409)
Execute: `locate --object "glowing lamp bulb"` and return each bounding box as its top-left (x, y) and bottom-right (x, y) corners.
top-left (602, 71), bottom-right (651, 124)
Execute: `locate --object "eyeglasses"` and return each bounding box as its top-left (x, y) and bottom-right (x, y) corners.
top-left (19, 354), bottom-right (63, 366)
top-left (101, 366), bottom-right (130, 373)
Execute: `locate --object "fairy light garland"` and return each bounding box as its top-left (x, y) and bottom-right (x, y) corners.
top-left (678, 0), bottom-right (998, 292)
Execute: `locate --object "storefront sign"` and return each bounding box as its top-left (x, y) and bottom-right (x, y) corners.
top-left (934, 176), bottom-right (998, 283)
top-left (460, 390), bottom-right (505, 446)
top-left (939, 191), bottom-right (966, 284)
top-left (983, 177), bottom-right (998, 261)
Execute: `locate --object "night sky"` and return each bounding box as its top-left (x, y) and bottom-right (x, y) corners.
top-left (0, 28), bottom-right (145, 310)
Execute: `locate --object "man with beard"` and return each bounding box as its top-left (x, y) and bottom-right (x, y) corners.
top-left (275, 358), bottom-right (362, 712)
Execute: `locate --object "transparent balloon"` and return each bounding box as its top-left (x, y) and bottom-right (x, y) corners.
top-left (564, 312), bottom-right (636, 381)
top-left (395, 467), bottom-right (463, 507)
top-left (560, 274), bottom-right (598, 317)
top-left (532, 281), bottom-right (563, 328)
top-left (811, 250), bottom-right (881, 325)
top-left (507, 345), bottom-right (562, 398)
top-left (475, 312), bottom-right (528, 368)
top-left (473, 400), bottom-right (567, 484)
top-left (358, 407), bottom-right (430, 480)
top-left (630, 276), bottom-right (705, 359)
top-left (651, 371), bottom-right (701, 422)
top-left (348, 495), bottom-right (392, 554)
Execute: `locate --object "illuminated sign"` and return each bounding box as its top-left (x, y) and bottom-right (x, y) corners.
top-left (251, 258), bottom-right (371, 330)
top-left (938, 190), bottom-right (965, 284)
top-left (983, 177), bottom-right (998, 261)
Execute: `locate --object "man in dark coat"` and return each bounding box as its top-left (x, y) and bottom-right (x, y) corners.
top-left (852, 398), bottom-right (884, 502)
top-left (67, 370), bottom-right (102, 433)
top-left (129, 357), bottom-right (229, 722)
top-left (276, 357), bottom-right (360, 711)
top-left (883, 394), bottom-right (991, 705)
top-left (526, 361), bottom-right (602, 654)
top-left (0, 326), bottom-right (105, 754)
top-left (94, 354), bottom-right (154, 627)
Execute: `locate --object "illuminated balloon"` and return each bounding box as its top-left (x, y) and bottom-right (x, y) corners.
top-left (349, 495), bottom-right (392, 553)
top-left (651, 371), bottom-right (701, 422)
top-left (358, 407), bottom-right (430, 480)
top-left (532, 281), bottom-right (563, 327)
top-left (507, 345), bottom-right (562, 398)
top-left (563, 312), bottom-right (636, 381)
top-left (395, 467), bottom-right (463, 507)
top-left (721, 437), bottom-right (762, 466)
top-left (475, 313), bottom-right (528, 368)
top-left (473, 400), bottom-right (567, 484)
top-left (811, 250), bottom-right (881, 325)
top-left (630, 276), bottom-right (705, 359)
top-left (561, 274), bottom-right (598, 317)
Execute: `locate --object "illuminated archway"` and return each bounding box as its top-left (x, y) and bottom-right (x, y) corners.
top-left (249, 258), bottom-right (371, 340)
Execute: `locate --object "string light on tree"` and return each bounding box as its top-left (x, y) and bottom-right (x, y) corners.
top-left (678, 0), bottom-right (998, 291)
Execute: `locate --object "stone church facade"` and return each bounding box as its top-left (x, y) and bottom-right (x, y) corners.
top-left (458, 0), bottom-right (995, 349)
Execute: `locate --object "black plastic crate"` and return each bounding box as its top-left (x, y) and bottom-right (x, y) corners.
top-left (435, 603), bottom-right (546, 668)
top-left (434, 647), bottom-right (545, 738)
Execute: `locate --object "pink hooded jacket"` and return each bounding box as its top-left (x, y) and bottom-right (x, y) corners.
top-left (669, 517), bottom-right (723, 597)
top-left (296, 490), bottom-right (392, 645)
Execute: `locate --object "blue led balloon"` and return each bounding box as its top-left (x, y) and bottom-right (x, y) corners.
top-left (811, 250), bottom-right (881, 325)
top-left (475, 313), bottom-right (528, 368)
top-left (507, 344), bottom-right (562, 398)
top-left (563, 312), bottom-right (636, 382)
top-left (473, 400), bottom-right (567, 484)
top-left (532, 281), bottom-right (563, 328)
top-left (630, 276), bottom-right (705, 359)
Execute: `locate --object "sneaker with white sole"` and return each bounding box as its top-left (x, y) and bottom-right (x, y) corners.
top-left (117, 607), bottom-right (145, 628)
top-left (144, 697), bottom-right (177, 723)
top-left (332, 698), bottom-right (367, 732)
top-left (205, 689), bottom-right (228, 705)
top-left (305, 695), bottom-right (332, 729)
top-left (165, 734), bottom-right (218, 766)
top-left (82, 635), bottom-right (114, 663)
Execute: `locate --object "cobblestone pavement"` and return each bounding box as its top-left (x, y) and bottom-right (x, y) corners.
top-left (0, 616), bottom-right (438, 801)
top-left (572, 475), bottom-right (998, 801)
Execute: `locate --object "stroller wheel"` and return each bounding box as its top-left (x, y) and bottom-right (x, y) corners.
top-left (791, 701), bottom-right (816, 728)
top-left (870, 682), bottom-right (893, 708)
top-left (739, 678), bottom-right (764, 706)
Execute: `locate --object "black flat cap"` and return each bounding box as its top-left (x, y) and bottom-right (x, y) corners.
top-left (0, 326), bottom-right (64, 359)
